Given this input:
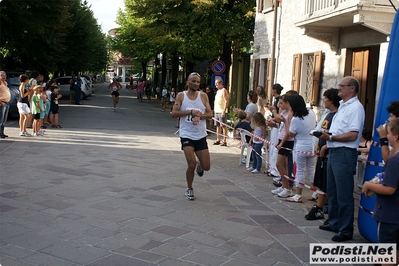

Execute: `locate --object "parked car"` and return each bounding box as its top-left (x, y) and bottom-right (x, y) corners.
top-left (54, 76), bottom-right (93, 100)
top-left (5, 71), bottom-right (25, 118)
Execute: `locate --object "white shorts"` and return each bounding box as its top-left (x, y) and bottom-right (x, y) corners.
top-left (17, 102), bottom-right (31, 115)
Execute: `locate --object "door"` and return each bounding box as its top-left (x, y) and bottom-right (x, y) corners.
top-left (350, 47), bottom-right (378, 131)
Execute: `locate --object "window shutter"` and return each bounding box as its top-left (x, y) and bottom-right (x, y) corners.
top-left (266, 57), bottom-right (273, 99)
top-left (292, 54), bottom-right (301, 92)
top-left (253, 59), bottom-right (260, 90)
top-left (311, 50), bottom-right (322, 106)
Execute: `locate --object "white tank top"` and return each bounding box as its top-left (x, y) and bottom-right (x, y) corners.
top-left (179, 91), bottom-right (207, 140)
top-left (214, 88), bottom-right (227, 113)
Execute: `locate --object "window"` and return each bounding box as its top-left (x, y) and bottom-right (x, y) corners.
top-left (291, 51), bottom-right (323, 106)
top-left (258, 0), bottom-right (274, 13)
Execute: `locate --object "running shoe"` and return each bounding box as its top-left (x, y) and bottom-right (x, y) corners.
top-left (185, 188), bottom-right (194, 200)
top-left (196, 160), bottom-right (204, 177)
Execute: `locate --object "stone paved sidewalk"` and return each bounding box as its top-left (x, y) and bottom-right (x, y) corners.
top-left (0, 83), bottom-right (367, 266)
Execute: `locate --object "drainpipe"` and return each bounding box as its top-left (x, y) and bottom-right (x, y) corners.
top-left (269, 0), bottom-right (279, 103)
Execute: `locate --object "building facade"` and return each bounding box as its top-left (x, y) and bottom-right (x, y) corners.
top-left (252, 0), bottom-right (397, 129)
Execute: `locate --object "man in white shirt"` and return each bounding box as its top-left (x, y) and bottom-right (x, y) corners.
top-left (171, 72), bottom-right (213, 200)
top-left (318, 76), bottom-right (365, 242)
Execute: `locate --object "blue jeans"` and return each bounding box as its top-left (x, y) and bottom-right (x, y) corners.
top-left (0, 103), bottom-right (9, 136)
top-left (327, 147), bottom-right (358, 237)
top-left (251, 143), bottom-right (263, 171)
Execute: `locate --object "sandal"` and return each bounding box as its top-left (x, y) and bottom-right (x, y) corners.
top-left (213, 141), bottom-right (221, 145)
top-left (286, 194), bottom-right (302, 203)
top-left (307, 192), bottom-right (318, 201)
top-left (220, 142), bottom-right (227, 146)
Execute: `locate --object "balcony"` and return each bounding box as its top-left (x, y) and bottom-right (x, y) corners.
top-left (296, 0), bottom-right (396, 35)
top-left (295, 0), bottom-right (396, 52)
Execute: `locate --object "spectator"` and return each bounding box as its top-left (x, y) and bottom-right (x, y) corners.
top-left (270, 95), bottom-right (295, 198)
top-left (161, 85), bottom-right (168, 111)
top-left (247, 112), bottom-right (267, 174)
top-left (73, 75), bottom-right (82, 105)
top-left (17, 74), bottom-right (31, 136)
top-left (318, 76), bottom-right (365, 242)
top-left (265, 84), bottom-right (283, 178)
top-left (362, 117), bottom-right (399, 266)
top-left (50, 86), bottom-right (62, 129)
top-left (136, 79), bottom-right (145, 102)
top-left (376, 100), bottom-right (399, 162)
top-left (284, 94), bottom-right (316, 203)
top-left (256, 85), bottom-right (268, 115)
top-left (31, 86), bottom-right (43, 136)
top-left (305, 88), bottom-right (341, 220)
top-left (357, 128), bottom-right (373, 157)
top-left (0, 70), bottom-right (11, 138)
top-left (234, 90), bottom-right (258, 122)
top-left (213, 77), bottom-right (229, 146)
top-left (169, 88), bottom-right (176, 111)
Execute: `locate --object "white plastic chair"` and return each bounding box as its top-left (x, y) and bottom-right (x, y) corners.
top-left (238, 130), bottom-right (253, 168)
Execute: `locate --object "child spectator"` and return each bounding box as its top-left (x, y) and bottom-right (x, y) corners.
top-left (50, 86), bottom-right (62, 128)
top-left (235, 110), bottom-right (253, 143)
top-left (362, 117), bottom-right (399, 265)
top-left (38, 86), bottom-right (47, 134)
top-left (31, 86), bottom-right (43, 136)
top-left (235, 110), bottom-right (254, 164)
top-left (247, 112), bottom-right (267, 174)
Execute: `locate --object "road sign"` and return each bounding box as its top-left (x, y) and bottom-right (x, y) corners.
top-left (212, 60), bottom-right (226, 74)
top-left (211, 74), bottom-right (225, 88)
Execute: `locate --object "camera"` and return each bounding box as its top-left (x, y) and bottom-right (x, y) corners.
top-left (309, 130), bottom-right (332, 137)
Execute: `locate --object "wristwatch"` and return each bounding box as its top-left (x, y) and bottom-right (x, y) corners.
top-left (329, 135), bottom-right (333, 141)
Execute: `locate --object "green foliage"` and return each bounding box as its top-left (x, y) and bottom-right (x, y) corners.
top-left (0, 0), bottom-right (108, 75)
top-left (116, 0), bottom-right (255, 83)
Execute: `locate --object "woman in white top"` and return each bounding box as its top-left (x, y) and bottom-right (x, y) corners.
top-left (285, 94), bottom-right (316, 203)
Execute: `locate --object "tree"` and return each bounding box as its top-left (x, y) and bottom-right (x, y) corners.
top-left (0, 0), bottom-right (108, 76)
top-left (116, 0), bottom-right (255, 87)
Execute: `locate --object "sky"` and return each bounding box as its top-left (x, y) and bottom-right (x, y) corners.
top-left (88, 0), bottom-right (125, 34)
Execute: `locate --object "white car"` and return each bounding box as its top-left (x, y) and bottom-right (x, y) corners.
top-left (55, 76), bottom-right (93, 100)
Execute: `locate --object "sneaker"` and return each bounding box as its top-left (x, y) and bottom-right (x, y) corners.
top-left (113, 108), bottom-right (116, 112)
top-left (273, 180), bottom-right (282, 187)
top-left (251, 169), bottom-right (260, 174)
top-left (33, 133), bottom-right (37, 137)
top-left (271, 186), bottom-right (284, 195)
top-left (40, 125), bottom-right (47, 129)
top-left (19, 132), bottom-right (26, 136)
top-left (241, 158), bottom-right (247, 164)
top-left (277, 188), bottom-right (293, 198)
top-left (273, 177), bottom-right (282, 182)
top-left (247, 167), bottom-right (254, 171)
top-left (24, 131), bottom-right (31, 136)
top-left (305, 206), bottom-right (325, 220)
top-left (56, 125), bottom-right (62, 128)
top-left (185, 188), bottom-right (194, 200)
top-left (196, 160), bottom-right (204, 177)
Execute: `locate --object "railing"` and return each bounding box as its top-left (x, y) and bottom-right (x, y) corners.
top-left (303, 0), bottom-right (392, 16)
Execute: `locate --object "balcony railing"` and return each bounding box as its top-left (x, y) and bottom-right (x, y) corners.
top-left (303, 0), bottom-right (393, 17)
